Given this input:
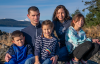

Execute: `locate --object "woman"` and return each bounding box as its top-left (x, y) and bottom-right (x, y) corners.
top-left (52, 5), bottom-right (72, 61)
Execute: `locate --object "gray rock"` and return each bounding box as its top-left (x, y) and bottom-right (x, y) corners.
top-left (0, 36), bottom-right (2, 41)
top-left (1, 44), bottom-right (5, 49)
top-left (1, 44), bottom-right (9, 49)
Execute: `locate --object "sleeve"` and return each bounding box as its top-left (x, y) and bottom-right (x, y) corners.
top-left (86, 38), bottom-right (92, 42)
top-left (6, 44), bottom-right (17, 63)
top-left (67, 29), bottom-right (79, 45)
top-left (55, 40), bottom-right (60, 56)
top-left (34, 37), bottom-right (41, 56)
top-left (26, 44), bottom-right (34, 58)
top-left (6, 44), bottom-right (15, 56)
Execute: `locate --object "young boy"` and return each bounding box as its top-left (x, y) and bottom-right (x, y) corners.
top-left (5, 30), bottom-right (33, 64)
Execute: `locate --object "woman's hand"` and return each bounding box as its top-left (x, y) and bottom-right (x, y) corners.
top-left (50, 55), bottom-right (58, 64)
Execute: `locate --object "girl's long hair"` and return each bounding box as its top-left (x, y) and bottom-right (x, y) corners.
top-left (71, 13), bottom-right (85, 27)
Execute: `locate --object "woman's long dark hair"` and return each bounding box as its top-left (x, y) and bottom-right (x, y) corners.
top-left (52, 5), bottom-right (70, 22)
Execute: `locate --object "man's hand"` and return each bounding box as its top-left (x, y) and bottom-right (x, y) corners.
top-left (50, 55), bottom-right (58, 64)
top-left (5, 53), bottom-right (12, 62)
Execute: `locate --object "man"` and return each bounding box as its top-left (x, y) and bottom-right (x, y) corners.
top-left (5, 6), bottom-right (58, 64)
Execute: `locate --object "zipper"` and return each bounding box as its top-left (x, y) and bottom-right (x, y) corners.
top-left (35, 26), bottom-right (37, 37)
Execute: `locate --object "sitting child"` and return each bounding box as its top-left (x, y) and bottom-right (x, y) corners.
top-left (65, 14), bottom-right (100, 64)
top-left (5, 30), bottom-right (33, 64)
top-left (25, 20), bottom-right (59, 64)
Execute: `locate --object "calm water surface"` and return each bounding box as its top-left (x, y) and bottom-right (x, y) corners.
top-left (0, 27), bottom-right (26, 33)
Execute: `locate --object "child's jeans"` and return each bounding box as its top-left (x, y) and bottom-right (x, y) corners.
top-left (25, 56), bottom-right (52, 64)
top-left (25, 46), bottom-right (69, 64)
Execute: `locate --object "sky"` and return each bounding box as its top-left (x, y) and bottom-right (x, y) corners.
top-left (0, 0), bottom-right (90, 21)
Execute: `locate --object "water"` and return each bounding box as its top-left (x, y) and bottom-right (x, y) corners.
top-left (0, 27), bottom-right (26, 33)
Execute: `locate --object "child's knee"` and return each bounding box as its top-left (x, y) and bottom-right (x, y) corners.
top-left (94, 43), bottom-right (100, 51)
top-left (85, 41), bottom-right (92, 49)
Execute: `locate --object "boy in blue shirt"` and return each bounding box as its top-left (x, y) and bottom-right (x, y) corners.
top-left (5, 30), bottom-right (33, 64)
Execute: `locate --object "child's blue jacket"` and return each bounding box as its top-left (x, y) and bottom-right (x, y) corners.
top-left (6, 44), bottom-right (33, 64)
top-left (65, 26), bottom-right (92, 53)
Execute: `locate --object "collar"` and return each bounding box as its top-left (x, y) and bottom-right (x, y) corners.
top-left (30, 22), bottom-right (41, 28)
top-left (70, 26), bottom-right (83, 34)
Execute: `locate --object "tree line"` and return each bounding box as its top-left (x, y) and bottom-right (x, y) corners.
top-left (71, 0), bottom-right (100, 27)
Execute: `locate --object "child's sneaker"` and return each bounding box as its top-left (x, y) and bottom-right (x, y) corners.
top-left (81, 59), bottom-right (88, 64)
top-left (70, 58), bottom-right (79, 64)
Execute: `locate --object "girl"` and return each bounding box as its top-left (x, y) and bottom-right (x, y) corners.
top-left (65, 14), bottom-right (100, 64)
top-left (34, 20), bottom-right (59, 64)
top-left (52, 5), bottom-right (72, 61)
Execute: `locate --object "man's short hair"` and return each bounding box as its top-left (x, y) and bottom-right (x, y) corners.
top-left (28, 6), bottom-right (39, 14)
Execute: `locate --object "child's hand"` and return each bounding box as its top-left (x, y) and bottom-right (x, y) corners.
top-left (35, 56), bottom-right (40, 64)
top-left (5, 53), bottom-right (12, 62)
top-left (50, 55), bottom-right (58, 64)
top-left (34, 61), bottom-right (41, 64)
top-left (92, 39), bottom-right (99, 43)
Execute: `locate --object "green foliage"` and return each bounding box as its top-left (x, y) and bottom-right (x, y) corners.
top-left (82, 0), bottom-right (100, 27)
top-left (71, 9), bottom-right (81, 18)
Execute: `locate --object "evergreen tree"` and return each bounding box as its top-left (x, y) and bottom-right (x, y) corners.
top-left (71, 9), bottom-right (81, 18)
top-left (82, 0), bottom-right (100, 27)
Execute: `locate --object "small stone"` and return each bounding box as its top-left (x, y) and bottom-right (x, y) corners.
top-left (1, 44), bottom-right (5, 48)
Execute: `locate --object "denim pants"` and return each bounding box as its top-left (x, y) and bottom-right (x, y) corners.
top-left (25, 56), bottom-right (52, 64)
top-left (58, 46), bottom-right (69, 61)
top-left (25, 46), bottom-right (69, 64)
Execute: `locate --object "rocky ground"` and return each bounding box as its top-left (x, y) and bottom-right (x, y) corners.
top-left (0, 30), bottom-right (12, 64)
top-left (0, 27), bottom-right (100, 64)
